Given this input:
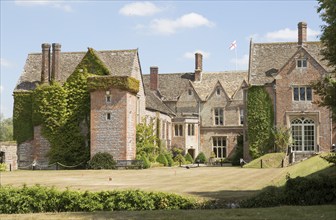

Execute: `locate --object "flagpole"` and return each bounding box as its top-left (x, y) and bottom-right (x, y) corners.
top-left (235, 46), bottom-right (237, 72)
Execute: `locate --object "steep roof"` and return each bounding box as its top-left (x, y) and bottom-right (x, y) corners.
top-left (249, 41), bottom-right (332, 85)
top-left (191, 71), bottom-right (248, 101)
top-left (143, 71), bottom-right (247, 102)
top-left (15, 49), bottom-right (138, 91)
top-left (145, 90), bottom-right (176, 116)
top-left (142, 73), bottom-right (194, 101)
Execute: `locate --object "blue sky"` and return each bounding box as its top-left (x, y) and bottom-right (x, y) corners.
top-left (0, 0), bottom-right (322, 118)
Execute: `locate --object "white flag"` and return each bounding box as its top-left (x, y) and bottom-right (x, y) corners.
top-left (229, 40), bottom-right (237, 50)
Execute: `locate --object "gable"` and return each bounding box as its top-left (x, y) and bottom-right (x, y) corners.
top-left (73, 48), bottom-right (110, 76)
top-left (276, 47), bottom-right (328, 83)
top-left (249, 41), bottom-right (332, 85)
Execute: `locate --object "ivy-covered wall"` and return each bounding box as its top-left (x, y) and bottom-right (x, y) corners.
top-left (247, 86), bottom-right (274, 159)
top-left (13, 91), bottom-right (33, 144)
top-left (13, 48), bottom-right (121, 166)
top-left (88, 76), bottom-right (139, 94)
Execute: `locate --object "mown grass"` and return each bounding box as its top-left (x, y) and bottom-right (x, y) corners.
top-left (244, 153), bottom-right (285, 168)
top-left (2, 205), bottom-right (335, 220)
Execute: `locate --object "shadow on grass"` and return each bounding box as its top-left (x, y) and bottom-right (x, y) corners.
top-left (188, 189), bottom-right (259, 201)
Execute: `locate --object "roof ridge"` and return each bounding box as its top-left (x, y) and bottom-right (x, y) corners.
top-left (253, 41), bottom-right (320, 45)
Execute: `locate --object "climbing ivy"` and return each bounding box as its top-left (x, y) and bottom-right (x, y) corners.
top-left (13, 91), bottom-right (33, 144)
top-left (32, 83), bottom-right (68, 135)
top-left (247, 86), bottom-right (274, 159)
top-left (75, 48), bottom-right (110, 76)
top-left (88, 76), bottom-right (139, 94)
top-left (13, 48), bottom-right (139, 166)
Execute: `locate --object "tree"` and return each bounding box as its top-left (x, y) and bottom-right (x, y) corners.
top-left (136, 119), bottom-right (159, 159)
top-left (272, 126), bottom-right (292, 153)
top-left (312, 0), bottom-right (336, 121)
top-left (318, 0), bottom-right (336, 71)
top-left (0, 114), bottom-right (13, 141)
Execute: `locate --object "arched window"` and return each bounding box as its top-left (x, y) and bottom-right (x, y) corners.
top-left (291, 118), bottom-right (315, 152)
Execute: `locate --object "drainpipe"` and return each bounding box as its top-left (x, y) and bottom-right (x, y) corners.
top-left (198, 101), bottom-right (201, 156)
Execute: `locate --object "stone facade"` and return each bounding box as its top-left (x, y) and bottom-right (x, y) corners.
top-left (246, 22), bottom-right (335, 160)
top-left (0, 142), bottom-right (18, 171)
top-left (90, 88), bottom-right (137, 160)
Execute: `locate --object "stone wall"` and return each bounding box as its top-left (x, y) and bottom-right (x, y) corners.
top-left (90, 88), bottom-right (137, 160)
top-left (0, 142), bottom-right (18, 171)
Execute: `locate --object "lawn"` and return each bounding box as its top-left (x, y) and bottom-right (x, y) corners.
top-left (0, 155), bottom-right (333, 201)
top-left (0, 155), bottom-right (334, 219)
top-left (2, 205), bottom-right (336, 220)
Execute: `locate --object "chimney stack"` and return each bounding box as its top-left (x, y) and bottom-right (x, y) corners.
top-left (298, 22), bottom-right (307, 46)
top-left (150, 66), bottom-right (159, 90)
top-left (41, 43), bottom-right (51, 83)
top-left (51, 43), bottom-right (61, 82)
top-left (194, 53), bottom-right (203, 81)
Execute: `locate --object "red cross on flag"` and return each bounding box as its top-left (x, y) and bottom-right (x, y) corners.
top-left (229, 40), bottom-right (237, 50)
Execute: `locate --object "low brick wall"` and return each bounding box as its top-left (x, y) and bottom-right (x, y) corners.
top-left (0, 142), bottom-right (18, 171)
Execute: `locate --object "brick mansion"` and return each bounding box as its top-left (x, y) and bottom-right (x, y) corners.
top-left (13, 22), bottom-right (335, 167)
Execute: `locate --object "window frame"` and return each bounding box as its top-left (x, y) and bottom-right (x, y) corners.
top-left (106, 113), bottom-right (111, 120)
top-left (212, 136), bottom-right (227, 158)
top-left (293, 86), bottom-right (312, 101)
top-left (188, 124), bottom-right (195, 136)
top-left (214, 108), bottom-right (224, 125)
top-left (291, 118), bottom-right (315, 152)
top-left (297, 59), bottom-right (307, 69)
top-left (174, 124), bottom-right (183, 137)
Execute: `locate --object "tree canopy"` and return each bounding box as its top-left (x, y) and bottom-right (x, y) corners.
top-left (312, 0), bottom-right (336, 121)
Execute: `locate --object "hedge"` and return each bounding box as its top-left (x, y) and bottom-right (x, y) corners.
top-left (0, 185), bottom-right (198, 214)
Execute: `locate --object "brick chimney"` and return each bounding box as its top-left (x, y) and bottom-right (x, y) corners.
top-left (194, 53), bottom-right (203, 81)
top-left (41, 43), bottom-right (51, 83)
top-left (150, 66), bottom-right (159, 90)
top-left (298, 22), bottom-right (307, 46)
top-left (51, 43), bottom-right (61, 82)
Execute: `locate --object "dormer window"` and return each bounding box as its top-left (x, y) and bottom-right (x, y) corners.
top-left (188, 89), bottom-right (193, 96)
top-left (216, 87), bottom-right (221, 95)
top-left (297, 59), bottom-right (307, 68)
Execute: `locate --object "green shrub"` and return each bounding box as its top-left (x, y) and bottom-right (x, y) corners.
top-left (174, 154), bottom-right (185, 166)
top-left (141, 154), bottom-right (151, 169)
top-left (89, 152), bottom-right (116, 169)
top-left (165, 153), bottom-right (174, 167)
top-left (0, 185), bottom-right (198, 214)
top-left (156, 153), bottom-right (168, 166)
top-left (284, 175), bottom-right (336, 205)
top-left (320, 153), bottom-right (336, 165)
top-left (240, 186), bottom-right (284, 208)
top-left (185, 153), bottom-right (194, 164)
top-left (195, 152), bottom-right (207, 163)
top-left (231, 135), bottom-right (244, 166)
top-left (240, 174), bottom-right (336, 208)
top-left (0, 163), bottom-right (6, 171)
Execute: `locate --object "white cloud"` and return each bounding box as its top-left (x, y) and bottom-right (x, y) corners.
top-left (230, 54), bottom-right (249, 69)
top-left (0, 58), bottom-right (13, 68)
top-left (184, 50), bottom-right (210, 59)
top-left (15, 0), bottom-right (73, 12)
top-left (252, 27), bottom-right (320, 42)
top-left (0, 85), bottom-right (3, 93)
top-left (144, 12), bottom-right (214, 35)
top-left (119, 1), bottom-right (162, 16)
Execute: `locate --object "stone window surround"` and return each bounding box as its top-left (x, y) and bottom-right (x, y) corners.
top-left (213, 107), bottom-right (224, 126)
top-left (187, 124), bottom-right (195, 136)
top-left (285, 111), bottom-right (320, 151)
top-left (292, 86), bottom-right (312, 102)
top-left (174, 124), bottom-right (183, 137)
top-left (296, 58), bottom-right (308, 69)
top-left (212, 136), bottom-right (227, 158)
